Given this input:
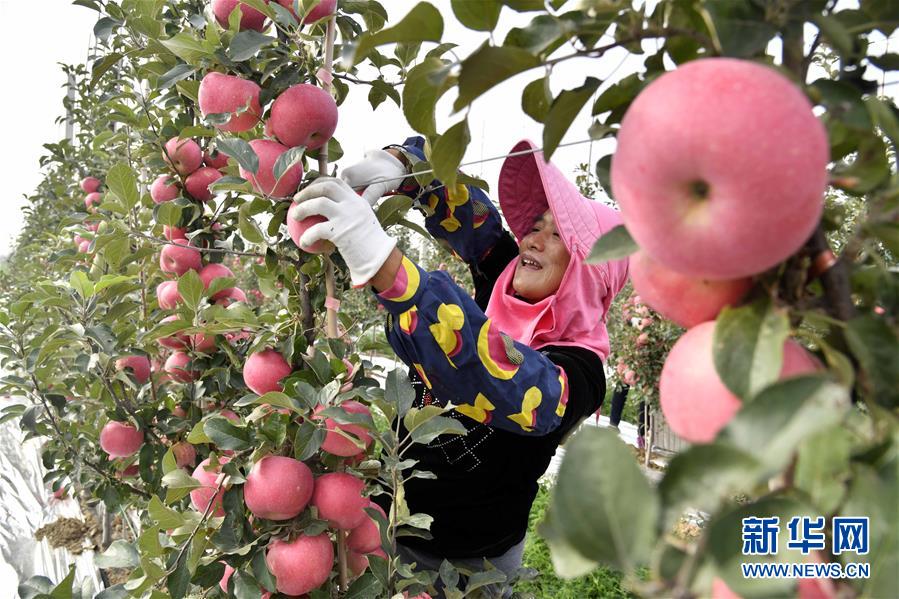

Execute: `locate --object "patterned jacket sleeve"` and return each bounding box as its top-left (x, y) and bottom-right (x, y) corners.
top-left (376, 255), bottom-right (570, 437)
top-left (390, 136), bottom-right (504, 265)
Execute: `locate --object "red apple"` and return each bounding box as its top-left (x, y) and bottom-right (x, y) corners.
top-left (184, 167), bottom-right (223, 202)
top-left (244, 456), bottom-right (314, 520)
top-left (269, 84), bottom-right (337, 150)
top-left (274, 0), bottom-right (336, 23)
top-left (215, 287), bottom-right (247, 306)
top-left (266, 534), bottom-right (334, 595)
top-left (163, 225), bottom-right (187, 241)
top-left (204, 149), bottom-right (230, 170)
top-left (198, 72), bottom-right (262, 132)
top-left (346, 500), bottom-right (385, 553)
top-left (190, 456), bottom-right (231, 516)
top-left (660, 321), bottom-right (821, 443)
top-left (611, 58), bottom-right (828, 280)
top-left (84, 192), bottom-right (102, 210)
top-left (287, 202), bottom-right (334, 254)
top-left (243, 349), bottom-right (292, 395)
top-left (238, 139), bottom-right (303, 198)
top-left (151, 174), bottom-right (180, 204)
top-left (77, 240), bottom-right (91, 253)
top-left (165, 351), bottom-right (197, 382)
top-left (629, 250), bottom-right (753, 328)
top-left (192, 332), bottom-right (217, 354)
top-left (314, 400), bottom-right (372, 457)
top-left (212, 0), bottom-right (269, 32)
top-left (172, 441), bottom-right (197, 468)
top-left (163, 137), bottom-right (203, 176)
top-left (80, 176), bottom-right (101, 193)
top-left (348, 547), bottom-right (387, 578)
top-left (159, 239), bottom-right (202, 275)
top-left (158, 315), bottom-right (188, 349)
top-left (198, 263), bottom-right (235, 296)
top-left (99, 421), bottom-right (143, 458)
top-left (310, 472), bottom-right (368, 529)
top-left (156, 281), bottom-right (183, 309)
top-left (115, 355), bottom-right (151, 384)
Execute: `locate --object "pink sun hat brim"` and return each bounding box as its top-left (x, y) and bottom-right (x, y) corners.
top-left (498, 139), bottom-right (622, 260)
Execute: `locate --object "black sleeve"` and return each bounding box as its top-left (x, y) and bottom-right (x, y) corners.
top-left (541, 345), bottom-right (606, 439)
top-left (470, 230), bottom-right (519, 311)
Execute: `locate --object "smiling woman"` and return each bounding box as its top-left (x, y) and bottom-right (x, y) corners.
top-left (290, 135), bottom-right (630, 596)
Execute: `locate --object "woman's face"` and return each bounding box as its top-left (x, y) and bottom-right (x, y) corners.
top-left (513, 209), bottom-right (571, 302)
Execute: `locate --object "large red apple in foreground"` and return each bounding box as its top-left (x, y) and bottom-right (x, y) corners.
top-left (238, 139), bottom-right (304, 198)
top-left (244, 456), bottom-right (314, 520)
top-left (629, 251), bottom-right (753, 328)
top-left (346, 500), bottom-right (385, 553)
top-left (267, 534), bottom-right (333, 595)
top-left (99, 421), bottom-right (143, 458)
top-left (212, 0), bottom-right (269, 31)
top-left (190, 457), bottom-right (230, 516)
top-left (163, 137), bottom-right (203, 176)
top-left (243, 349), bottom-right (293, 395)
top-left (115, 355), bottom-right (151, 384)
top-left (198, 263), bottom-right (234, 295)
top-left (660, 321), bottom-right (821, 443)
top-left (269, 83), bottom-right (338, 150)
top-left (287, 202), bottom-right (334, 254)
top-left (151, 175), bottom-right (180, 204)
top-left (156, 280), bottom-right (183, 309)
top-left (314, 400), bottom-right (373, 457)
top-left (198, 72), bottom-right (262, 132)
top-left (611, 58), bottom-right (828, 280)
top-left (310, 472), bottom-right (369, 529)
top-left (184, 167), bottom-right (223, 202)
top-left (159, 239), bottom-right (202, 275)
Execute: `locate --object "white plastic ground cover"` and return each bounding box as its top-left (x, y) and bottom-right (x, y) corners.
top-left (0, 398), bottom-right (103, 599)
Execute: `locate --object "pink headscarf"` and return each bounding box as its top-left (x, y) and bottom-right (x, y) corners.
top-left (484, 140), bottom-right (630, 362)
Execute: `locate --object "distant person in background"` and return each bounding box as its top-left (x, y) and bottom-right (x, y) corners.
top-left (607, 383), bottom-right (646, 449)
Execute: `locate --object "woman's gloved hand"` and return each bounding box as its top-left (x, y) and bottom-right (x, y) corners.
top-left (339, 149), bottom-right (409, 206)
top-left (291, 177), bottom-right (397, 287)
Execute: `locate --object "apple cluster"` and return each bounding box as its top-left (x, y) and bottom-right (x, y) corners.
top-left (75, 176), bottom-right (104, 253)
top-left (610, 58), bottom-right (829, 443)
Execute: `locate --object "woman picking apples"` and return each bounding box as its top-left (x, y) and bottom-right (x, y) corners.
top-left (290, 136), bottom-right (629, 594)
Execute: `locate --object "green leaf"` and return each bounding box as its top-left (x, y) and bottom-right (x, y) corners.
top-left (865, 96), bottom-right (899, 155)
top-left (794, 426), bottom-right (851, 514)
top-left (239, 204), bottom-right (266, 244)
top-left (504, 14), bottom-right (567, 55)
top-left (177, 269), bottom-right (205, 310)
top-left (217, 137), bottom-right (259, 174)
top-left (386, 368), bottom-right (415, 417)
top-left (454, 44), bottom-right (540, 111)
top-left (167, 553), bottom-right (190, 599)
top-left (160, 31), bottom-right (211, 64)
top-left (345, 572), bottom-right (382, 598)
top-left (659, 443), bottom-right (761, 529)
top-left (586, 224), bottom-right (638, 263)
top-left (713, 299), bottom-right (791, 400)
top-left (521, 76), bottom-right (551, 123)
top-left (106, 163), bottom-right (140, 209)
top-left (541, 427), bottom-right (658, 571)
top-left (409, 414), bottom-right (466, 444)
top-left (204, 417), bottom-right (252, 451)
top-left (186, 421), bottom-right (211, 444)
top-left (228, 30), bottom-right (276, 61)
top-left (95, 540), bottom-right (139, 568)
top-left (431, 119), bottom-right (470, 188)
top-left (402, 58), bottom-right (450, 136)
top-left (719, 377), bottom-right (848, 473)
top-left (273, 146), bottom-right (305, 183)
top-left (812, 14), bottom-right (855, 57)
top-left (591, 73), bottom-right (641, 116)
top-left (451, 0), bottom-right (501, 31)
top-left (158, 63), bottom-right (197, 90)
top-left (348, 2), bottom-right (444, 66)
top-left (49, 566), bottom-right (75, 599)
top-left (708, 497), bottom-right (812, 598)
top-left (702, 0), bottom-right (777, 58)
top-left (154, 200), bottom-right (184, 226)
top-left (845, 315), bottom-right (899, 407)
top-left (543, 77), bottom-right (601, 158)
top-left (148, 496), bottom-right (185, 530)
top-left (294, 420), bottom-right (325, 461)
top-left (69, 271), bottom-right (94, 299)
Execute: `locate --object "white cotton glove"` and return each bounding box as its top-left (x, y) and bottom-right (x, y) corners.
top-left (339, 149), bottom-right (409, 206)
top-left (291, 178), bottom-right (397, 287)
